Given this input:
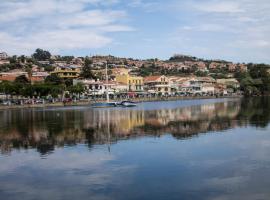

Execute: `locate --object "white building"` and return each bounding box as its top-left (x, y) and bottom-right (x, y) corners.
top-left (0, 52), bottom-right (8, 60)
top-left (177, 77), bottom-right (216, 95)
top-left (74, 79), bottom-right (128, 96)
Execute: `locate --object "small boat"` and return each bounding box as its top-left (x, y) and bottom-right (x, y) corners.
top-left (119, 100), bottom-right (137, 107)
top-left (91, 102), bottom-right (117, 108)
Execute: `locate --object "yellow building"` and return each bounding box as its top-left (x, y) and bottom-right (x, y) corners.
top-left (51, 66), bottom-right (81, 79)
top-left (115, 74), bottom-right (143, 91)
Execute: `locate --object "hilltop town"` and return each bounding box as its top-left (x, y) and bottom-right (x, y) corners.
top-left (0, 49), bottom-right (270, 105)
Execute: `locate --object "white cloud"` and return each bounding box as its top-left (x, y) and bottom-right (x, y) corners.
top-left (0, 0), bottom-right (133, 55)
top-left (194, 1), bottom-right (244, 13)
top-left (60, 10), bottom-right (127, 27)
top-left (0, 0), bottom-right (270, 62)
top-left (179, 24), bottom-right (226, 32)
top-left (128, 0), bottom-right (162, 12)
top-left (169, 0), bottom-right (270, 63)
top-left (0, 30), bottom-right (112, 55)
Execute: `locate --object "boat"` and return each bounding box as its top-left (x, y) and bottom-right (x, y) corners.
top-left (119, 100), bottom-right (137, 107)
top-left (91, 102), bottom-right (118, 108)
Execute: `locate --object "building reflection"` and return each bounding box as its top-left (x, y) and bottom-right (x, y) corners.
top-left (0, 97), bottom-right (269, 155)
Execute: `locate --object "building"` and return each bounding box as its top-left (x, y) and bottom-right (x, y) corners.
top-left (115, 74), bottom-right (143, 91)
top-left (216, 78), bottom-right (240, 89)
top-left (197, 77), bottom-right (216, 85)
top-left (0, 60), bottom-right (10, 65)
top-left (0, 70), bottom-right (28, 82)
top-left (51, 66), bottom-right (81, 79)
top-left (75, 79), bottom-right (128, 96)
top-left (0, 52), bottom-right (8, 60)
top-left (30, 72), bottom-right (49, 83)
top-left (178, 77), bottom-right (201, 94)
top-left (111, 68), bottom-right (130, 76)
top-left (144, 75), bottom-right (172, 95)
top-left (215, 83), bottom-right (228, 95)
top-left (201, 84), bottom-right (215, 94)
top-left (176, 76), bottom-right (216, 95)
top-left (72, 57), bottom-right (83, 65)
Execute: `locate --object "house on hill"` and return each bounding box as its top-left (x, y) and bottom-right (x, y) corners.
top-left (0, 52), bottom-right (8, 60)
top-left (144, 75), bottom-right (171, 95)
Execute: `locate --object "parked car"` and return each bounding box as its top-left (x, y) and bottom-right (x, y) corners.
top-left (35, 99), bottom-right (44, 104)
top-left (1, 100), bottom-right (10, 106)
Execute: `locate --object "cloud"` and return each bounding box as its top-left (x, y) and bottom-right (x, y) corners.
top-left (194, 1), bottom-right (244, 13)
top-left (169, 0), bottom-right (270, 63)
top-left (128, 0), bottom-right (162, 12)
top-left (0, 0), bottom-right (270, 63)
top-left (0, 0), bottom-right (133, 55)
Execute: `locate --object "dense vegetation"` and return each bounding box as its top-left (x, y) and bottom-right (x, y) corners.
top-left (0, 75), bottom-right (84, 98)
top-left (236, 64), bottom-right (270, 95)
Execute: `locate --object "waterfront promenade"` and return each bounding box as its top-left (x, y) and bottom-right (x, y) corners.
top-left (0, 95), bottom-right (242, 110)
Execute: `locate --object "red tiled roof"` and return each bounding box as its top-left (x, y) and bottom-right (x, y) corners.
top-left (30, 77), bottom-right (44, 82)
top-left (144, 75), bottom-right (162, 82)
top-left (0, 75), bottom-right (17, 81)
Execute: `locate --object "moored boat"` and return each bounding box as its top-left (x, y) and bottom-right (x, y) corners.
top-left (119, 100), bottom-right (137, 107)
top-left (91, 102), bottom-right (118, 108)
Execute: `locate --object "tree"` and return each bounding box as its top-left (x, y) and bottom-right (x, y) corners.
top-left (44, 65), bottom-right (55, 72)
top-left (0, 81), bottom-right (14, 94)
top-left (19, 55), bottom-right (26, 63)
top-left (80, 59), bottom-right (95, 79)
top-left (60, 56), bottom-right (74, 62)
top-left (45, 74), bottom-right (63, 85)
top-left (9, 56), bottom-right (17, 64)
top-left (64, 79), bottom-right (73, 87)
top-left (32, 48), bottom-right (51, 60)
top-left (15, 75), bottom-right (30, 84)
top-left (68, 83), bottom-right (84, 98)
top-left (195, 70), bottom-right (208, 77)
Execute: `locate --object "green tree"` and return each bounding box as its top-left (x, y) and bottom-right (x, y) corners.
top-left (195, 70), bottom-right (208, 77)
top-left (32, 48), bottom-right (51, 60)
top-left (0, 81), bottom-right (14, 94)
top-left (68, 83), bottom-right (85, 98)
top-left (19, 55), bottom-right (26, 63)
top-left (45, 74), bottom-right (63, 85)
top-left (9, 56), bottom-right (17, 64)
top-left (80, 59), bottom-right (95, 79)
top-left (15, 75), bottom-right (30, 84)
top-left (44, 65), bottom-right (55, 72)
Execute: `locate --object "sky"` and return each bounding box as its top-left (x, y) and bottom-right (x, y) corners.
top-left (0, 0), bottom-right (270, 63)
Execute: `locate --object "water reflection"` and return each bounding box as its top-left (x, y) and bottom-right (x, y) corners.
top-left (0, 97), bottom-right (269, 155)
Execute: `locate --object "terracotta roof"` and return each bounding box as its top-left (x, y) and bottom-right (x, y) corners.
top-left (30, 77), bottom-right (44, 82)
top-left (144, 75), bottom-right (163, 82)
top-left (0, 75), bottom-right (17, 81)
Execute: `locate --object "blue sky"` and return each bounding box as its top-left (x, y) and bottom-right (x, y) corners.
top-left (0, 0), bottom-right (270, 63)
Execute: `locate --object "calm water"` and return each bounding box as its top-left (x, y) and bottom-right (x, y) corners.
top-left (0, 97), bottom-right (270, 200)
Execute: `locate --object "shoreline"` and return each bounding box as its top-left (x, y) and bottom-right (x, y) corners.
top-left (0, 95), bottom-right (243, 110)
